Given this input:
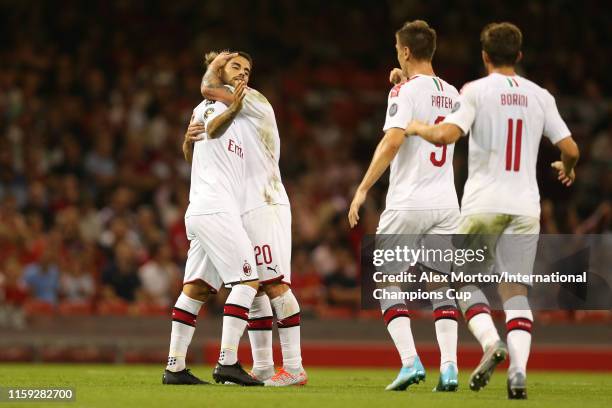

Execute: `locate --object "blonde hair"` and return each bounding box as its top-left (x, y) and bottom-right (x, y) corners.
top-left (203, 50), bottom-right (253, 69)
top-left (204, 50), bottom-right (221, 68)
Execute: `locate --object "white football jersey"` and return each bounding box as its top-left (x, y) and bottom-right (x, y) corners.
top-left (239, 87), bottom-right (290, 214)
top-left (185, 100), bottom-right (246, 217)
top-left (443, 73), bottom-right (571, 218)
top-left (383, 75), bottom-right (459, 210)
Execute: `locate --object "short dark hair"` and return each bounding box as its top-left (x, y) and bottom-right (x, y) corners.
top-left (204, 50), bottom-right (253, 69)
top-left (480, 22), bottom-right (522, 66)
top-left (395, 20), bottom-right (437, 61)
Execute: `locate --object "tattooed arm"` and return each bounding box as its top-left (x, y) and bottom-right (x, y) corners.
top-left (201, 52), bottom-right (236, 106)
top-left (206, 81), bottom-right (246, 139)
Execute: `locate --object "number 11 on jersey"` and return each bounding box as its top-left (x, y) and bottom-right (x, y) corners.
top-left (506, 118), bottom-right (523, 172)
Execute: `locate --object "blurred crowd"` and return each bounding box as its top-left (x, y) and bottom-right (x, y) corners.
top-left (0, 1), bottom-right (610, 322)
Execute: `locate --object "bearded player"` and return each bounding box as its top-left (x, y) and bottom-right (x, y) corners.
top-left (188, 51), bottom-right (307, 386)
top-left (163, 75), bottom-right (264, 385)
top-left (348, 20), bottom-right (461, 392)
top-left (405, 22), bottom-right (579, 399)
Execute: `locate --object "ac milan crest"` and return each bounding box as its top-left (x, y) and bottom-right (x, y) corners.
top-left (243, 261), bottom-right (252, 276)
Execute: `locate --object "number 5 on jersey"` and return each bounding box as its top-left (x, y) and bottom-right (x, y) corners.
top-left (430, 115), bottom-right (447, 167)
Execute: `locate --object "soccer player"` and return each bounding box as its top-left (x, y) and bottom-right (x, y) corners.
top-left (162, 70), bottom-right (262, 386)
top-left (348, 20), bottom-right (461, 391)
top-left (193, 51), bottom-right (307, 386)
top-left (405, 22), bottom-right (579, 399)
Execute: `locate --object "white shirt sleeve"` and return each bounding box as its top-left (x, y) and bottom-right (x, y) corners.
top-left (191, 100), bottom-right (229, 139)
top-left (198, 100), bottom-right (228, 127)
top-left (241, 89), bottom-right (268, 119)
top-left (382, 85), bottom-right (413, 132)
top-left (443, 83), bottom-right (477, 136)
top-left (542, 90), bottom-right (571, 144)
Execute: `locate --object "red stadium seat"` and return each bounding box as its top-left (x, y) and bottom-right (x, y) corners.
top-left (22, 300), bottom-right (55, 317)
top-left (97, 300), bottom-right (130, 316)
top-left (316, 307), bottom-right (354, 319)
top-left (57, 301), bottom-right (94, 316)
top-left (135, 302), bottom-right (171, 317)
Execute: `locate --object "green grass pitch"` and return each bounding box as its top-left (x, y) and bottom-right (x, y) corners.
top-left (0, 364), bottom-right (611, 408)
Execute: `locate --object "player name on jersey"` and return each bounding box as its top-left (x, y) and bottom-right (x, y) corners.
top-left (501, 93), bottom-right (528, 107)
top-left (431, 95), bottom-right (454, 109)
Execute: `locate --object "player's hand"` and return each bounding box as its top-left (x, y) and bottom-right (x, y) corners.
top-left (209, 51), bottom-right (238, 71)
top-left (389, 68), bottom-right (406, 85)
top-left (348, 188), bottom-right (367, 228)
top-left (551, 161), bottom-right (576, 186)
top-left (185, 122), bottom-right (206, 143)
top-left (229, 80), bottom-right (246, 112)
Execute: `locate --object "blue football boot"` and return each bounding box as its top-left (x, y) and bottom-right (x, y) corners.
top-left (385, 356), bottom-right (426, 391)
top-left (433, 363), bottom-right (458, 392)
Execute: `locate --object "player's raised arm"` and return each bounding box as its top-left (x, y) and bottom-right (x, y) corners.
top-left (389, 67), bottom-right (406, 85)
top-left (206, 81), bottom-right (246, 139)
top-left (201, 51), bottom-right (237, 105)
top-left (348, 128), bottom-right (405, 228)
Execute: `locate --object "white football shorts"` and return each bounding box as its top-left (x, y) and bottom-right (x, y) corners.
top-left (456, 213), bottom-right (540, 283)
top-left (241, 204), bottom-right (292, 285)
top-left (376, 208), bottom-right (460, 274)
top-left (183, 212), bottom-right (258, 292)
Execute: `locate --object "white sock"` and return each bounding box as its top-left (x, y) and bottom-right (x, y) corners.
top-left (270, 289), bottom-right (302, 373)
top-left (383, 305), bottom-right (417, 367)
top-left (433, 312), bottom-right (458, 371)
top-left (166, 293), bottom-right (204, 372)
top-left (435, 319), bottom-right (458, 372)
top-left (432, 288), bottom-right (459, 371)
top-left (248, 294), bottom-right (274, 372)
top-left (504, 296), bottom-right (533, 377)
top-left (459, 286), bottom-right (500, 351)
top-left (466, 306), bottom-right (500, 351)
top-left (219, 284), bottom-right (257, 365)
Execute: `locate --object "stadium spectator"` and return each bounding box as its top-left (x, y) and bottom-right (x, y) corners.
top-left (101, 240), bottom-right (142, 303)
top-left (60, 254), bottom-right (96, 303)
top-left (22, 246), bottom-right (61, 305)
top-left (138, 243), bottom-right (181, 307)
top-left (323, 247), bottom-right (360, 310)
top-left (0, 256), bottom-right (28, 329)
